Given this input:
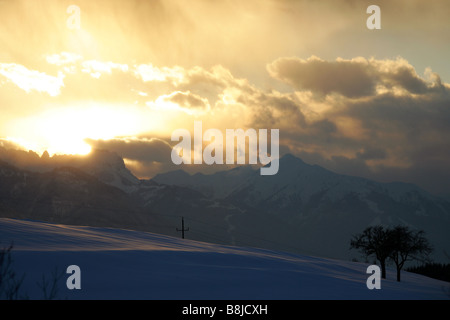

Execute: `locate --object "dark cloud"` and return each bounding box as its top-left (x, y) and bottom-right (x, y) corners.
top-left (84, 137), bottom-right (180, 178)
top-left (85, 138), bottom-right (173, 163)
top-left (309, 119), bottom-right (337, 136)
top-left (240, 91), bottom-right (306, 129)
top-left (323, 92), bottom-right (450, 194)
top-left (383, 65), bottom-right (429, 94)
top-left (267, 56), bottom-right (441, 98)
top-left (345, 91), bottom-right (450, 145)
top-left (261, 56), bottom-right (450, 195)
top-left (267, 56), bottom-right (376, 98)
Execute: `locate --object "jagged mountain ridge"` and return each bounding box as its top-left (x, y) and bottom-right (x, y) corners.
top-left (0, 147), bottom-right (140, 193)
top-left (154, 153), bottom-right (449, 216)
top-left (0, 159), bottom-right (151, 231)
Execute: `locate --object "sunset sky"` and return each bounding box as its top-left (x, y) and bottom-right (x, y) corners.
top-left (1, 0), bottom-right (450, 195)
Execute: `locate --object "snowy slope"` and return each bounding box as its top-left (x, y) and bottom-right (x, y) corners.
top-left (1, 218), bottom-right (448, 300)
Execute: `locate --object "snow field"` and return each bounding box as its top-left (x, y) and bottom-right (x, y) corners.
top-left (1, 218), bottom-right (448, 300)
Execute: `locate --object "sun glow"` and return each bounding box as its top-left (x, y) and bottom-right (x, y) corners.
top-left (7, 104), bottom-right (144, 156)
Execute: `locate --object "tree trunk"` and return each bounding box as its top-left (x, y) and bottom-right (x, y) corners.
top-left (395, 260), bottom-right (404, 282)
top-left (380, 260), bottom-right (386, 279)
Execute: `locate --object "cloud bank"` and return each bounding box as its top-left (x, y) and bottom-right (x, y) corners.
top-left (1, 48), bottom-right (450, 194)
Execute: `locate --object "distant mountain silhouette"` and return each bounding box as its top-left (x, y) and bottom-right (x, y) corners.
top-left (152, 154), bottom-right (450, 262)
top-left (0, 149), bottom-right (449, 263)
top-left (0, 159), bottom-right (149, 230)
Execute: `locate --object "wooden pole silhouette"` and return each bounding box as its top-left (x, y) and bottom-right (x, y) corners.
top-left (176, 216), bottom-right (189, 239)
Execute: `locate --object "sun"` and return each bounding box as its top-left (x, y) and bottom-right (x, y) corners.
top-left (6, 103), bottom-right (143, 156)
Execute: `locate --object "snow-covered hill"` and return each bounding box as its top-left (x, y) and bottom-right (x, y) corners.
top-left (0, 218), bottom-right (448, 300)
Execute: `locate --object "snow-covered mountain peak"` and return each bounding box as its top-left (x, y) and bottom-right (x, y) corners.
top-left (77, 149), bottom-right (140, 193)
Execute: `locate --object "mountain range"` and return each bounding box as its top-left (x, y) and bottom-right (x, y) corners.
top-left (0, 147), bottom-right (449, 263)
